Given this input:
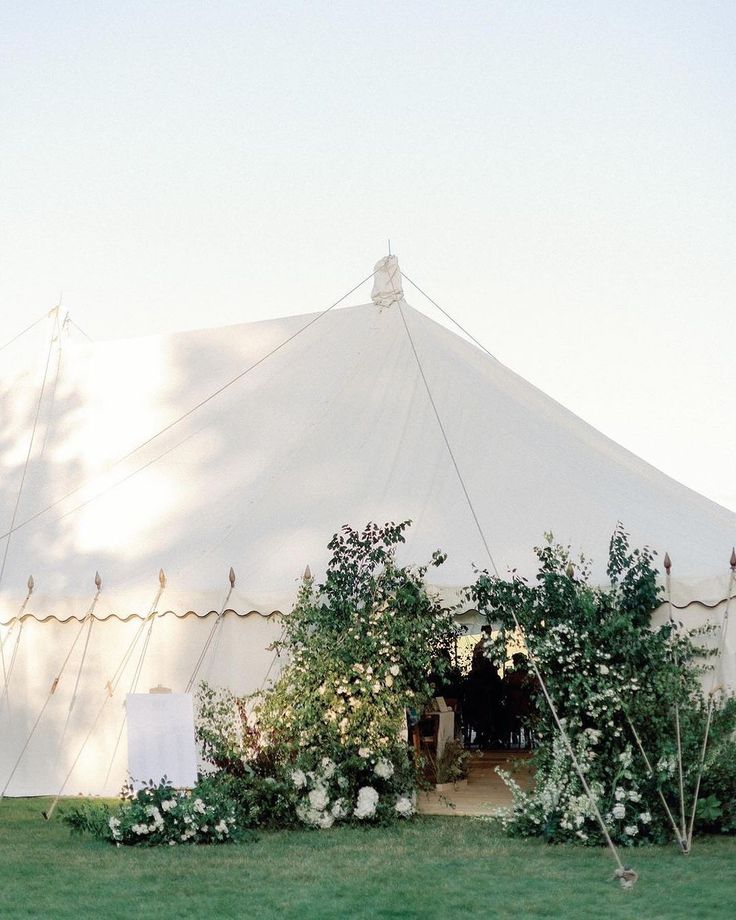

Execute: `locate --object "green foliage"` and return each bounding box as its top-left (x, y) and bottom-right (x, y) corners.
top-left (255, 521), bottom-right (461, 826)
top-left (435, 739), bottom-right (470, 785)
top-left (196, 681), bottom-right (258, 777)
top-left (61, 777), bottom-right (239, 846)
top-left (468, 524), bottom-right (736, 845)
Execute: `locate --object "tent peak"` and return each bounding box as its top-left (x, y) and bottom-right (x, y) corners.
top-left (371, 254), bottom-right (404, 308)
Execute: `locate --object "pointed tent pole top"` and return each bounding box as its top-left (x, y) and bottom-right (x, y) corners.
top-left (27, 575), bottom-right (34, 594)
top-left (229, 567), bottom-right (236, 588)
top-left (159, 568), bottom-right (167, 588)
top-left (730, 548), bottom-right (736, 572)
top-left (303, 565), bottom-right (312, 580)
top-left (94, 571), bottom-right (102, 590)
top-left (664, 552), bottom-right (672, 576)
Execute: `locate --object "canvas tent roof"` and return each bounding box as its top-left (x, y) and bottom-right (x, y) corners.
top-left (2, 254), bottom-right (735, 798)
top-left (1, 255), bottom-right (735, 624)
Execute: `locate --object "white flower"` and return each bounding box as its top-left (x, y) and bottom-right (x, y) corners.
top-left (639, 812), bottom-right (651, 824)
top-left (389, 664), bottom-right (400, 677)
top-left (108, 817), bottom-right (121, 838)
top-left (627, 790), bottom-right (641, 803)
top-left (614, 787), bottom-right (626, 801)
top-left (354, 786), bottom-right (379, 820)
top-left (291, 769), bottom-right (307, 789)
top-left (598, 664), bottom-right (610, 675)
top-left (624, 825), bottom-right (639, 836)
top-left (374, 758), bottom-right (394, 780)
top-left (394, 796), bottom-right (414, 818)
top-left (296, 802), bottom-right (335, 829)
top-left (612, 803), bottom-right (626, 820)
top-left (385, 675), bottom-right (394, 688)
top-left (215, 820), bottom-right (229, 834)
top-left (161, 799), bottom-right (177, 812)
top-left (308, 786), bottom-right (329, 812)
top-left (320, 758), bottom-right (336, 779)
top-left (358, 747), bottom-right (371, 759)
top-left (331, 798), bottom-right (348, 819)
top-left (372, 681), bottom-right (382, 694)
top-left (193, 799), bottom-right (206, 814)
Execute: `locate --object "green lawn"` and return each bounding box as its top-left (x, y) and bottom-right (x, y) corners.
top-left (1, 798), bottom-right (735, 919)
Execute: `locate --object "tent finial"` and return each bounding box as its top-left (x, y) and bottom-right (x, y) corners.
top-left (303, 564), bottom-right (312, 581)
top-left (664, 553), bottom-right (672, 576)
top-left (730, 548), bottom-right (736, 572)
top-left (94, 571), bottom-right (102, 590)
top-left (27, 575), bottom-right (34, 594)
top-left (229, 567), bottom-right (236, 588)
top-left (159, 568), bottom-right (167, 588)
top-left (371, 255), bottom-right (403, 308)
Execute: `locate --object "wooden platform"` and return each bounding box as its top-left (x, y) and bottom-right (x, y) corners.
top-left (417, 750), bottom-right (534, 817)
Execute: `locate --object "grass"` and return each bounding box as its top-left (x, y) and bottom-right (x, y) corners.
top-left (1, 798), bottom-right (735, 919)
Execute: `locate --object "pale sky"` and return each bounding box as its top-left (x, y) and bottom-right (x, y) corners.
top-left (1, 2), bottom-right (734, 513)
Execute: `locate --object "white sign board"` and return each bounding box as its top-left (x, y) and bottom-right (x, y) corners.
top-left (126, 692), bottom-right (198, 790)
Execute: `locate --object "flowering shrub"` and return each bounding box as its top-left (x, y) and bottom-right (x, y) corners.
top-left (470, 525), bottom-right (736, 845)
top-left (256, 521), bottom-right (460, 827)
top-left (62, 777), bottom-right (238, 846)
top-left (288, 746), bottom-right (417, 827)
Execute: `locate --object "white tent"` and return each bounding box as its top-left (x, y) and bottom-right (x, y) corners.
top-left (1, 255), bottom-right (734, 796)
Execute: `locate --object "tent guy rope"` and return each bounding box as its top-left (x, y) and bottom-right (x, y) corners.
top-left (0, 576), bottom-right (33, 717)
top-left (185, 568), bottom-right (236, 693)
top-left (0, 572), bottom-right (102, 808)
top-left (395, 285), bottom-right (629, 881)
top-left (43, 571), bottom-right (168, 821)
top-left (664, 554), bottom-right (689, 847)
top-left (686, 548), bottom-right (736, 850)
top-left (102, 571), bottom-right (169, 787)
top-left (0, 306), bottom-right (60, 588)
top-left (0, 271), bottom-right (375, 548)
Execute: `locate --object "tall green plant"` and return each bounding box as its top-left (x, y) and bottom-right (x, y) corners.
top-left (256, 521), bottom-right (461, 825)
top-left (468, 525), bottom-right (733, 845)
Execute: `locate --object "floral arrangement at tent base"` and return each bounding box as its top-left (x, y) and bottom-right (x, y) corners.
top-left (469, 525), bottom-right (736, 846)
top-left (255, 520), bottom-right (461, 828)
top-left (62, 777), bottom-right (238, 846)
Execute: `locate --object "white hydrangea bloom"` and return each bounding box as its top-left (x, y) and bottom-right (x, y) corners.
top-left (354, 786), bottom-right (379, 820)
top-left (624, 825), bottom-right (639, 836)
top-left (394, 796), bottom-right (414, 818)
top-left (389, 664), bottom-right (400, 677)
top-left (358, 747), bottom-right (371, 759)
top-left (614, 787), bottom-right (626, 801)
top-left (374, 758), bottom-right (394, 780)
top-left (639, 811), bottom-right (651, 824)
top-left (612, 803), bottom-right (626, 820)
top-left (320, 758), bottom-right (336, 779)
top-left (290, 768), bottom-right (307, 789)
top-left (308, 786), bottom-right (329, 812)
